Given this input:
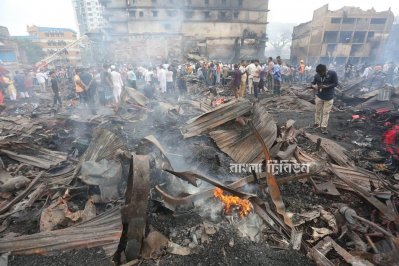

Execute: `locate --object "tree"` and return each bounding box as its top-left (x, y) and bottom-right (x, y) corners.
top-left (268, 31), bottom-right (292, 57)
top-left (15, 39), bottom-right (45, 65)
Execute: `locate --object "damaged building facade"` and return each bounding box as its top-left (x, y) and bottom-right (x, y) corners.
top-left (99, 0), bottom-right (269, 63)
top-left (291, 4), bottom-right (394, 65)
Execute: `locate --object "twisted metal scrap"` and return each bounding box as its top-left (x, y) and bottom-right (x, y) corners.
top-left (249, 121), bottom-right (293, 228)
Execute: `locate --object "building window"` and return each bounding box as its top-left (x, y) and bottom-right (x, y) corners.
top-left (339, 31), bottom-right (353, 43)
top-left (129, 11), bottom-right (136, 17)
top-left (152, 0), bottom-right (157, 3)
top-left (357, 18), bottom-right (369, 25)
top-left (205, 0), bottom-right (209, 4)
top-left (220, 11), bottom-right (227, 19)
top-left (222, 0), bottom-right (227, 4)
top-left (153, 11), bottom-right (158, 17)
top-left (164, 23), bottom-right (171, 30)
top-left (170, 0), bottom-right (173, 3)
top-left (238, 0), bottom-right (243, 7)
top-left (331, 18), bottom-right (341, 24)
top-left (350, 44), bottom-right (362, 56)
top-left (370, 18), bottom-right (386, 24)
top-left (139, 11), bottom-right (144, 17)
top-left (342, 18), bottom-right (355, 24)
top-left (186, 0), bottom-right (192, 5)
top-left (353, 31), bottom-right (366, 43)
top-left (185, 11), bottom-right (193, 19)
top-left (88, 8), bottom-right (92, 11)
top-left (367, 31), bottom-right (375, 42)
top-left (204, 11), bottom-right (210, 18)
top-left (327, 44), bottom-right (336, 54)
top-left (168, 10), bottom-right (178, 17)
top-left (323, 31), bottom-right (338, 43)
top-left (233, 11), bottom-right (239, 19)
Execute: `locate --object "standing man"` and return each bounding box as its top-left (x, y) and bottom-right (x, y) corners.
top-left (74, 68), bottom-right (86, 104)
top-left (99, 64), bottom-right (113, 105)
top-left (36, 70), bottom-right (47, 93)
top-left (127, 67), bottom-right (137, 88)
top-left (299, 60), bottom-right (306, 83)
top-left (273, 61), bottom-right (282, 96)
top-left (110, 65), bottom-right (123, 104)
top-left (246, 60), bottom-right (256, 94)
top-left (166, 66), bottom-right (174, 94)
top-left (222, 64), bottom-right (230, 86)
top-left (252, 60), bottom-right (262, 100)
top-left (80, 68), bottom-right (97, 114)
top-left (266, 57), bottom-right (274, 91)
top-left (158, 65), bottom-right (167, 94)
top-left (231, 64), bottom-right (241, 99)
top-left (50, 70), bottom-right (62, 108)
top-left (14, 71), bottom-right (28, 99)
top-left (239, 60), bottom-right (247, 98)
top-left (311, 64), bottom-right (338, 134)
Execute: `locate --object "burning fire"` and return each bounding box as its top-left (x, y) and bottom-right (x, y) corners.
top-left (214, 188), bottom-right (252, 217)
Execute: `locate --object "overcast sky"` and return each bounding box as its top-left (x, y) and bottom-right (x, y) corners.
top-left (0, 0), bottom-right (398, 35)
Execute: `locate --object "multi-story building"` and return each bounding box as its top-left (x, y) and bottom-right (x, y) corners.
top-left (0, 26), bottom-right (20, 65)
top-left (26, 25), bottom-right (81, 65)
top-left (291, 4), bottom-right (394, 66)
top-left (98, 0), bottom-right (269, 63)
top-left (72, 0), bottom-right (105, 35)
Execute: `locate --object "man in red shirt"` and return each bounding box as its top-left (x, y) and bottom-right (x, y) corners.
top-left (383, 120), bottom-right (399, 171)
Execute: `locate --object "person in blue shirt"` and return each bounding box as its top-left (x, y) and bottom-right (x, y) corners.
top-left (311, 64), bottom-right (338, 134)
top-left (272, 61), bottom-right (282, 96)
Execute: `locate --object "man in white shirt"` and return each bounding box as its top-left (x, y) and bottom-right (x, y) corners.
top-left (246, 60), bottom-right (256, 94)
top-left (252, 60), bottom-right (262, 99)
top-left (110, 65), bottom-right (123, 104)
top-left (158, 66), bottom-right (167, 94)
top-left (166, 67), bottom-right (174, 94)
top-left (36, 71), bottom-right (47, 92)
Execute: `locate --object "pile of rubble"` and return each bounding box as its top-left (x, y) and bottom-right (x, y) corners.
top-left (0, 82), bottom-right (397, 266)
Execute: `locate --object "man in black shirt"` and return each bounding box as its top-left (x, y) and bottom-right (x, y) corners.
top-left (50, 71), bottom-right (62, 108)
top-left (311, 64), bottom-right (338, 134)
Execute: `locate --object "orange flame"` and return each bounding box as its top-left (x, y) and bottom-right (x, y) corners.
top-left (214, 188), bottom-right (252, 217)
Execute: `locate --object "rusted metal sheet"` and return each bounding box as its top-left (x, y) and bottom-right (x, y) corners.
top-left (331, 165), bottom-right (399, 226)
top-left (209, 103), bottom-right (277, 163)
top-left (140, 135), bottom-right (173, 170)
top-left (155, 175), bottom-right (255, 211)
top-left (324, 236), bottom-right (374, 266)
top-left (0, 207), bottom-right (122, 256)
top-left (164, 169), bottom-right (255, 198)
top-left (72, 129), bottom-right (126, 182)
top-left (296, 148), bottom-right (379, 192)
top-left (180, 99), bottom-right (252, 138)
top-left (178, 99), bottom-right (213, 113)
top-left (0, 144), bottom-right (67, 169)
top-left (0, 117), bottom-right (42, 135)
top-left (163, 169), bottom-right (198, 187)
top-left (304, 132), bottom-right (354, 167)
top-left (250, 121), bottom-right (293, 228)
top-left (0, 171), bottom-right (44, 215)
top-left (121, 154), bottom-right (150, 261)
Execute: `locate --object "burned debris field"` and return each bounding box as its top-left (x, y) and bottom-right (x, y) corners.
top-left (0, 75), bottom-right (397, 266)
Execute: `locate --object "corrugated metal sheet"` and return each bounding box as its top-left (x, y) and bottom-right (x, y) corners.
top-left (209, 103), bottom-right (277, 163)
top-left (180, 99), bottom-right (252, 138)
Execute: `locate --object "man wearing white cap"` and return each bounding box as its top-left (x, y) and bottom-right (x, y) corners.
top-left (110, 65), bottom-right (123, 103)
